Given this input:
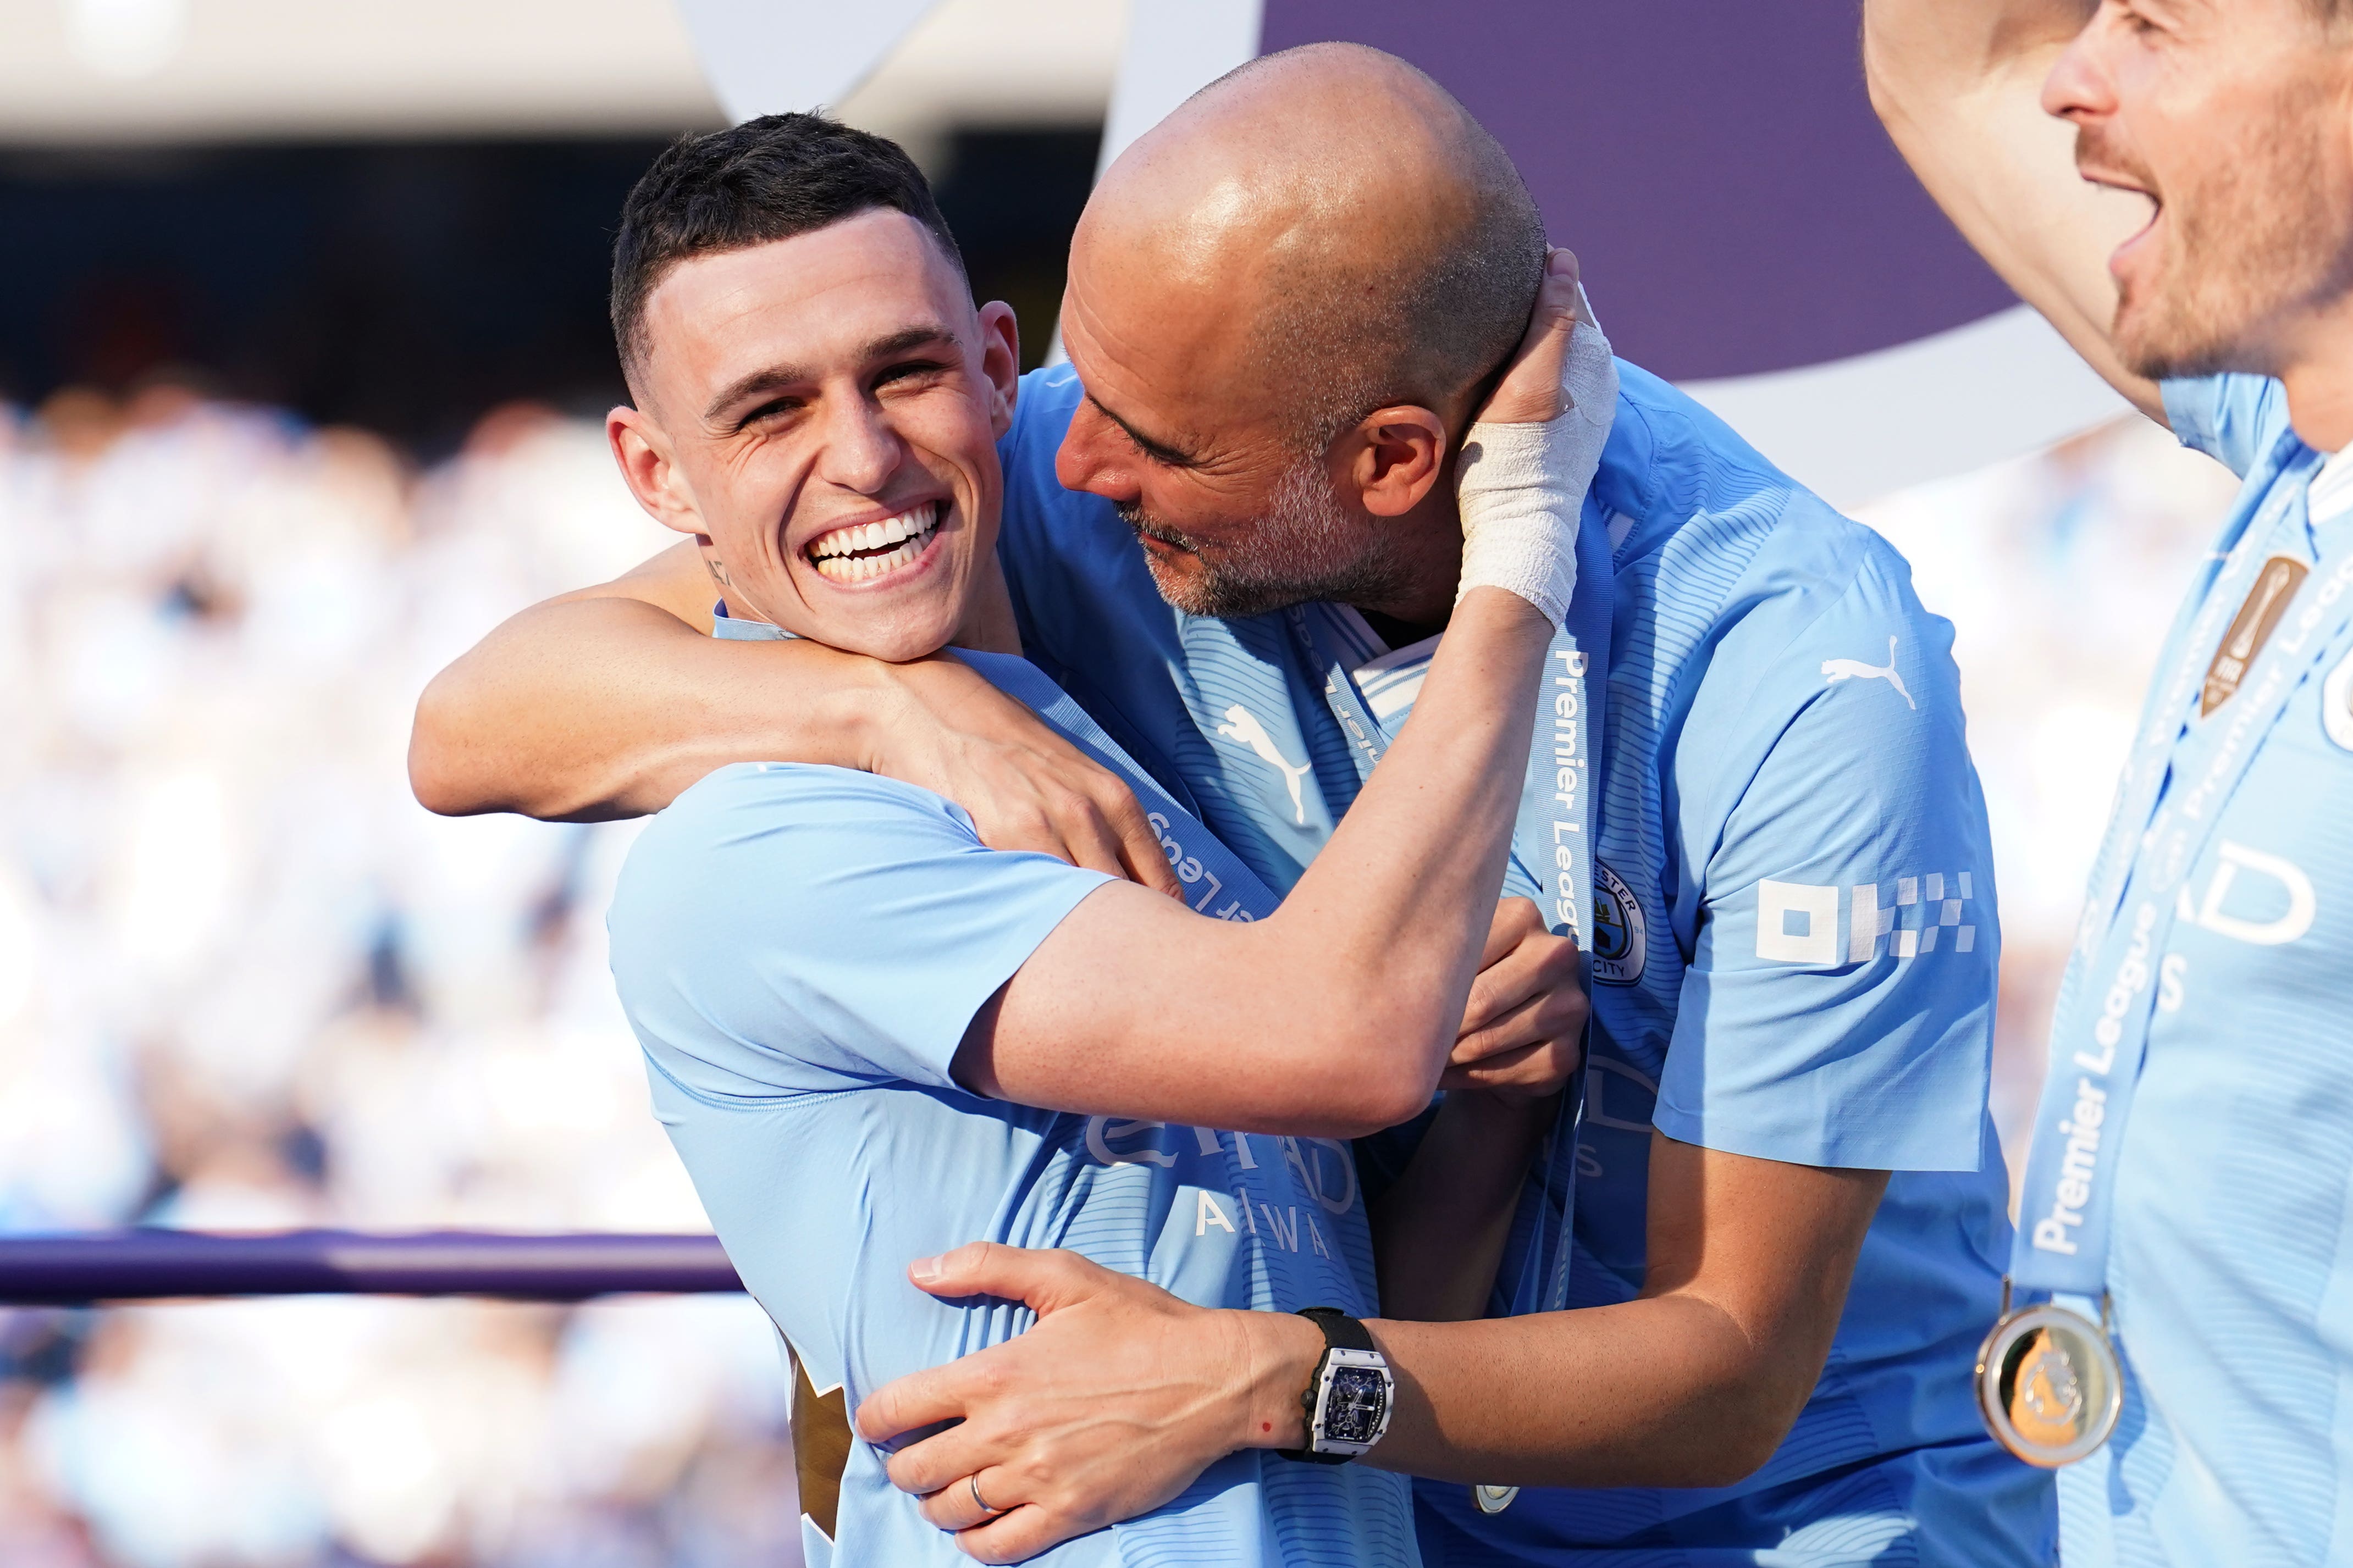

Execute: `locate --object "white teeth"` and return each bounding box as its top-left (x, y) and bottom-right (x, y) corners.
top-left (808, 501), bottom-right (941, 563)
top-left (807, 501), bottom-right (940, 583)
top-left (809, 501), bottom-right (936, 580)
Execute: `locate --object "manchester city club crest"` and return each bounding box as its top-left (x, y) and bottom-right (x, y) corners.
top-left (1589, 861), bottom-right (1647, 985)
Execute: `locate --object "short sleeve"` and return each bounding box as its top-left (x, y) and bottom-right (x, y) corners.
top-left (608, 762), bottom-right (1113, 1099)
top-left (1653, 549), bottom-right (1997, 1172)
top-left (2161, 373), bottom-right (2291, 479)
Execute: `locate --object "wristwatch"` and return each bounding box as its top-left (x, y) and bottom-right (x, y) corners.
top-left (1278, 1306), bottom-right (1395, 1464)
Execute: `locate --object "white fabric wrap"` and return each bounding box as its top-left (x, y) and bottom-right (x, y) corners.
top-left (1454, 307), bottom-right (1618, 628)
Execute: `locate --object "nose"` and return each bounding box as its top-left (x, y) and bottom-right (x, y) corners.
top-left (2039, 12), bottom-right (2114, 126)
top-left (815, 389), bottom-right (904, 496)
top-left (1055, 398), bottom-right (1140, 505)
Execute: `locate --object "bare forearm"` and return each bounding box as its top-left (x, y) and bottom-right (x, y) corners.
top-left (1864, 0), bottom-right (2164, 419)
top-left (1863, 0), bottom-right (2088, 94)
top-left (1290, 1139), bottom-right (1886, 1487)
top-left (974, 589), bottom-right (1554, 1134)
top-left (1256, 588), bottom-right (1553, 1059)
top-left (1372, 1090), bottom-right (1555, 1322)
top-left (1358, 1294), bottom-right (1800, 1489)
top-left (409, 596), bottom-right (876, 820)
top-left (1863, 0), bottom-right (2089, 248)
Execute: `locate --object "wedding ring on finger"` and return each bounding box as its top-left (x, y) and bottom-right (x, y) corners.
top-left (970, 1472), bottom-right (1006, 1519)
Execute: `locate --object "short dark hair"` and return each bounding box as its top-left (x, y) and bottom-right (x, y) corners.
top-left (610, 112), bottom-right (965, 390)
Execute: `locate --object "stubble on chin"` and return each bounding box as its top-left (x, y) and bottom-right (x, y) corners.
top-left (2102, 98), bottom-right (2353, 382)
top-left (1115, 455), bottom-right (1411, 620)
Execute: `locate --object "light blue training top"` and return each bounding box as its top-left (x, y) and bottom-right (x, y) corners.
top-left (608, 640), bottom-right (1418, 1568)
top-left (2039, 373), bottom-right (2353, 1568)
top-left (994, 362), bottom-right (2053, 1567)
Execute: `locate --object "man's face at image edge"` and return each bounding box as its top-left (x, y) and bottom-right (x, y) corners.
top-left (2052, 0), bottom-right (2353, 380)
top-left (630, 210), bottom-right (1012, 662)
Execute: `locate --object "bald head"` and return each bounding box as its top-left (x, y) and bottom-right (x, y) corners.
top-left (1080, 42), bottom-right (1547, 452)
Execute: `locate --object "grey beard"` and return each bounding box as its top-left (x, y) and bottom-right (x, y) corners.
top-left (1117, 453), bottom-right (1412, 619)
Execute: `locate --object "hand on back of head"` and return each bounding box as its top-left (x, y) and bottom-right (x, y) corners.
top-left (1455, 247), bottom-right (1617, 628)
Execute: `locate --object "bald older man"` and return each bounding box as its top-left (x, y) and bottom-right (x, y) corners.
top-left (413, 46), bottom-right (2049, 1567)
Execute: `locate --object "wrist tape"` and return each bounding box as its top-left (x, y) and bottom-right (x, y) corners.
top-left (1455, 310), bottom-right (1617, 628)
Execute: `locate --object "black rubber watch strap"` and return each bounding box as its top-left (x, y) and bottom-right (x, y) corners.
top-left (1298, 1305), bottom-right (1374, 1351)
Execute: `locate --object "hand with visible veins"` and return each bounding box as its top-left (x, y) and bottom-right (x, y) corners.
top-left (866, 652), bottom-right (1186, 899)
top-left (852, 1244), bottom-right (1316, 1565)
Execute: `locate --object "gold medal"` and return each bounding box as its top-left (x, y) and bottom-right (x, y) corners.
top-left (1976, 1287), bottom-right (2123, 1467)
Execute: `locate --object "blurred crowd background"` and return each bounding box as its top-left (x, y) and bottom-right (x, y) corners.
top-left (0, 1), bottom-right (2244, 1564)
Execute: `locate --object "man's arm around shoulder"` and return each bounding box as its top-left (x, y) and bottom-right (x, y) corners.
top-left (407, 541), bottom-right (1177, 888)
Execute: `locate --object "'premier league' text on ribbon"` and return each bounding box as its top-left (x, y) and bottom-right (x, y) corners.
top-left (1549, 647), bottom-right (1589, 939)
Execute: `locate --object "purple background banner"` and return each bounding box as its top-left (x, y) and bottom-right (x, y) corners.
top-left (1259, 1), bottom-right (2017, 380)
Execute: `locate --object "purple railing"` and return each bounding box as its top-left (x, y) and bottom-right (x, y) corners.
top-left (0, 1230), bottom-right (744, 1304)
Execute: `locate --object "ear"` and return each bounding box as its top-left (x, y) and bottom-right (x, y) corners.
top-left (606, 403), bottom-right (705, 539)
top-left (1338, 404), bottom-right (1450, 518)
top-left (975, 300), bottom-right (1022, 439)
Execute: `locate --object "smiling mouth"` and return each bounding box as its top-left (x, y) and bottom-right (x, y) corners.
top-left (805, 501), bottom-right (942, 583)
top-left (2081, 163), bottom-right (2163, 268)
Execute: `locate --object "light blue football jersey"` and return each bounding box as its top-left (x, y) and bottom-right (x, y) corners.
top-left (607, 673), bottom-right (1418, 1565)
top-left (995, 363), bottom-right (2053, 1566)
top-left (2033, 373), bottom-right (2353, 1568)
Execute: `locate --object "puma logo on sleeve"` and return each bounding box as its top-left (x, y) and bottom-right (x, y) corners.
top-left (1822, 636), bottom-right (1916, 710)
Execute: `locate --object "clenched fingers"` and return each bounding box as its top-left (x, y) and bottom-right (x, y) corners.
top-left (1461, 900), bottom-right (1581, 1039)
top-left (1454, 980), bottom-right (1587, 1069)
top-left (1441, 1033), bottom-right (1581, 1097)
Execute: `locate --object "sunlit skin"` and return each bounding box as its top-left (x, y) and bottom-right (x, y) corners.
top-left (1052, 49), bottom-right (1518, 631)
top-left (607, 209), bottom-right (1024, 662)
top-left (2045, 0), bottom-right (2353, 443)
top-left (1056, 231), bottom-right (1466, 628)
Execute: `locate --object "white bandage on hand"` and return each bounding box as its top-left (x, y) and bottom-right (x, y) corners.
top-left (1454, 298), bottom-right (1618, 628)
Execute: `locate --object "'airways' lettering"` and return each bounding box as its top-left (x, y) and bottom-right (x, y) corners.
top-left (1195, 1190), bottom-right (1236, 1235)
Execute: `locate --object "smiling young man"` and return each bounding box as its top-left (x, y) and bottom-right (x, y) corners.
top-left (592, 115), bottom-right (1606, 1565)
top-left (1865, 3), bottom-right (2353, 1564)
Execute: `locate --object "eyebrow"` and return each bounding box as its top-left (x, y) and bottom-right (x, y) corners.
top-left (1085, 393), bottom-right (1205, 469)
top-left (700, 323), bottom-right (965, 427)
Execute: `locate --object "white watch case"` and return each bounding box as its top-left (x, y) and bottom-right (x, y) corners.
top-left (1306, 1345), bottom-right (1395, 1458)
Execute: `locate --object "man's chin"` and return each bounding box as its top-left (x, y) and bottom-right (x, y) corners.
top-left (789, 608), bottom-right (959, 664)
top-left (2114, 309), bottom-right (2242, 384)
top-left (1139, 555), bottom-right (1286, 619)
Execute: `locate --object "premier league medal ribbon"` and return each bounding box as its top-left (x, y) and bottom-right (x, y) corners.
top-left (1291, 505), bottom-right (1612, 1515)
top-left (1475, 499), bottom-right (1611, 1515)
top-left (1989, 442), bottom-right (2353, 1467)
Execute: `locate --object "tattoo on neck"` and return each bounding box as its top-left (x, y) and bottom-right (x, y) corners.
top-left (705, 556), bottom-right (733, 590)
